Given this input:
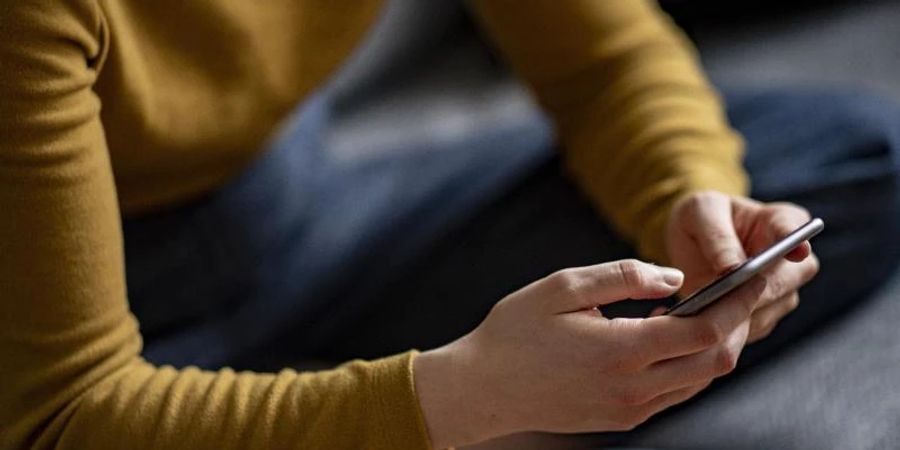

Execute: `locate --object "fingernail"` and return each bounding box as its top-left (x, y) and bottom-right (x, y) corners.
top-left (660, 267), bottom-right (684, 287)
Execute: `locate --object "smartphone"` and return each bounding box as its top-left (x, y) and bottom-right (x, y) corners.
top-left (664, 218), bottom-right (824, 317)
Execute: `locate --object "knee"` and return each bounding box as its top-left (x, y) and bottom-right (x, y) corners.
top-left (821, 90), bottom-right (900, 153)
top-left (742, 87), bottom-right (900, 180)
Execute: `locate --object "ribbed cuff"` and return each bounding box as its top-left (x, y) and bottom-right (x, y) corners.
top-left (366, 351), bottom-right (432, 450)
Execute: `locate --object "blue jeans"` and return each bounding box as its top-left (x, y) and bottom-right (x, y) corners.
top-left (124, 87), bottom-right (900, 372)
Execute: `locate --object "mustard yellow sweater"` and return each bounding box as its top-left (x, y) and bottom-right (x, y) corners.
top-left (0, 1), bottom-right (747, 449)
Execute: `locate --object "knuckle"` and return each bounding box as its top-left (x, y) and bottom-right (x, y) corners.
top-left (683, 193), bottom-right (703, 211)
top-left (682, 191), bottom-right (718, 213)
top-left (749, 320), bottom-right (767, 341)
top-left (695, 320), bottom-right (726, 347)
top-left (616, 259), bottom-right (647, 289)
top-left (714, 344), bottom-right (740, 375)
top-left (750, 322), bottom-right (774, 342)
top-left (787, 293), bottom-right (801, 311)
top-left (548, 269), bottom-right (580, 292)
top-left (758, 324), bottom-right (776, 340)
top-left (803, 255), bottom-right (820, 281)
top-left (487, 297), bottom-right (512, 317)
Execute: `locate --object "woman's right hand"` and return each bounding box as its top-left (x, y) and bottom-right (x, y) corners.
top-left (415, 259), bottom-right (764, 449)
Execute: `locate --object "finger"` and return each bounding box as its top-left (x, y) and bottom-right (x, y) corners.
top-left (760, 203), bottom-right (813, 261)
top-left (644, 320), bottom-right (749, 393)
top-left (681, 192), bottom-right (747, 274)
top-left (786, 242), bottom-right (811, 262)
top-left (544, 259), bottom-right (684, 313)
top-left (698, 274), bottom-right (767, 325)
top-left (748, 292), bottom-right (800, 343)
top-left (764, 202), bottom-right (812, 238)
top-left (610, 277), bottom-right (764, 365)
top-left (755, 254), bottom-right (819, 310)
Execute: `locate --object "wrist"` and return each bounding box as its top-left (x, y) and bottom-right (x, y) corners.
top-left (413, 335), bottom-right (513, 448)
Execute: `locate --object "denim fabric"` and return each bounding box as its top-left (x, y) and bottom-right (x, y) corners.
top-left (123, 86), bottom-right (900, 371)
top-left (123, 93), bottom-right (555, 368)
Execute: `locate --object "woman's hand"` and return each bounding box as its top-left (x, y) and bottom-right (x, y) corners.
top-left (666, 191), bottom-right (820, 343)
top-left (415, 259), bottom-right (764, 449)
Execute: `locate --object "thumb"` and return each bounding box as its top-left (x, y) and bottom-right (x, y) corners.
top-left (547, 260), bottom-right (684, 313)
top-left (688, 197), bottom-right (747, 274)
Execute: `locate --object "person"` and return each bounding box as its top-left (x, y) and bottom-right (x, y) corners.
top-left (2, 1), bottom-right (899, 449)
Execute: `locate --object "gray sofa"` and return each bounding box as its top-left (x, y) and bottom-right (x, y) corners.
top-left (322, 1), bottom-right (900, 448)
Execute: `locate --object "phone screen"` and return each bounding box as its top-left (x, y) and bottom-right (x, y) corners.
top-left (665, 218), bottom-right (824, 317)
